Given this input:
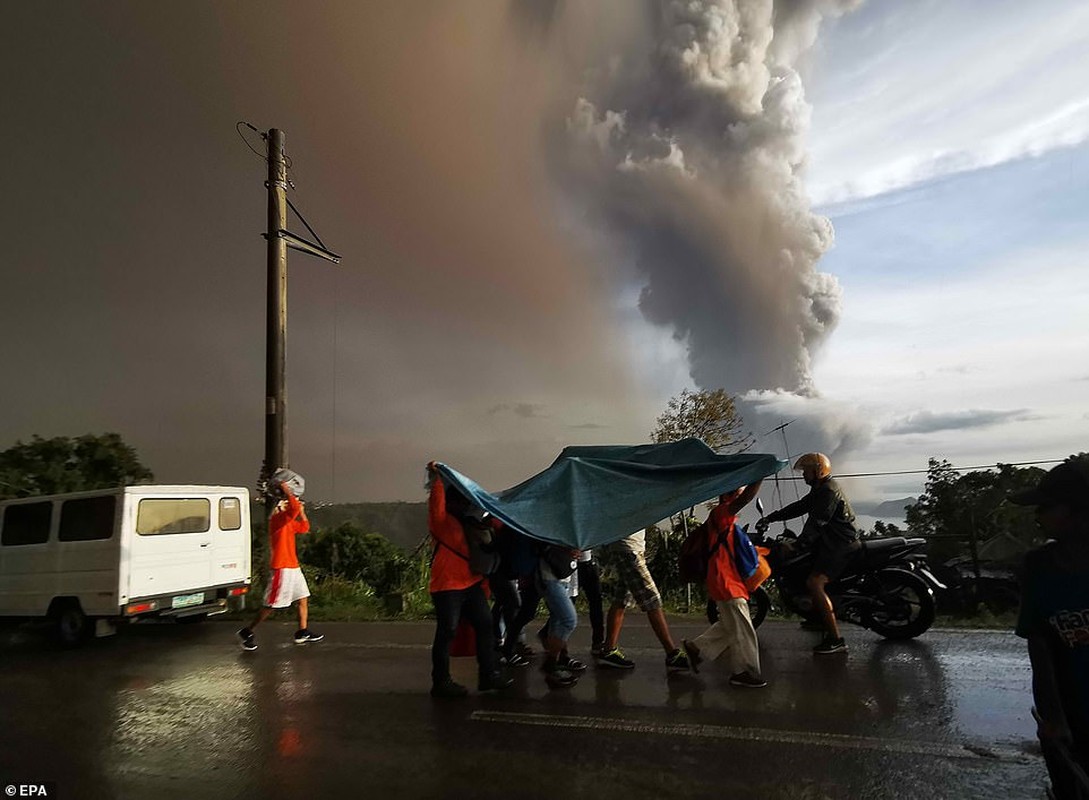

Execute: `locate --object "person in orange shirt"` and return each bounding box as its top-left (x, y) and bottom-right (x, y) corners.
top-left (683, 481), bottom-right (766, 688)
top-left (237, 481), bottom-right (323, 650)
top-left (427, 462), bottom-right (511, 698)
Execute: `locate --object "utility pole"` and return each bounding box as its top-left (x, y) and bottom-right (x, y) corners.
top-left (264, 128), bottom-right (289, 485)
top-left (254, 126), bottom-right (341, 498)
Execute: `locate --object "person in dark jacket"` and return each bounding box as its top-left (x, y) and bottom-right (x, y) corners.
top-left (1010, 455), bottom-right (1089, 799)
top-left (760, 453), bottom-right (860, 655)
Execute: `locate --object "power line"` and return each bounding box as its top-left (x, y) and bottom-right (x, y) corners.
top-left (771, 458), bottom-right (1065, 481)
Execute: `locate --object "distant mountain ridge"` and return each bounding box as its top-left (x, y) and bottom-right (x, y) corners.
top-left (307, 501), bottom-right (427, 552)
top-left (853, 496), bottom-right (918, 519)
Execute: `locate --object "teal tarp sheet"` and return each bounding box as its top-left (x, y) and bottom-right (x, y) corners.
top-left (434, 438), bottom-right (786, 550)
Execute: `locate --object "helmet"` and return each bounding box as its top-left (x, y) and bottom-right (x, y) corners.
top-left (793, 453), bottom-right (831, 481)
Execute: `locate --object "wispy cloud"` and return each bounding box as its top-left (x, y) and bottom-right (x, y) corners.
top-left (883, 409), bottom-right (1037, 436)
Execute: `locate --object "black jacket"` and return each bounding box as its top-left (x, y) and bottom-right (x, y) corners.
top-left (767, 478), bottom-right (859, 548)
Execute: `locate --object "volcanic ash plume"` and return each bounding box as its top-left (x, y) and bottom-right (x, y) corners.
top-left (557, 0), bottom-right (858, 397)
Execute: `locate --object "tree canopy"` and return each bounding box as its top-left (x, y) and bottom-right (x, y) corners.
top-left (904, 457), bottom-right (1045, 563)
top-left (0, 433), bottom-right (154, 499)
top-left (650, 388), bottom-right (753, 453)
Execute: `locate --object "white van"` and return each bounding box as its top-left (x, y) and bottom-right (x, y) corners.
top-left (0, 485), bottom-right (252, 644)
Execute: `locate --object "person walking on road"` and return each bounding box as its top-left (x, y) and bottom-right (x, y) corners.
top-left (426, 462), bottom-right (512, 699)
top-left (598, 529), bottom-right (691, 672)
top-left (1010, 455), bottom-right (1089, 800)
top-left (238, 475), bottom-right (323, 651)
top-left (759, 453), bottom-right (860, 655)
top-left (683, 482), bottom-right (767, 688)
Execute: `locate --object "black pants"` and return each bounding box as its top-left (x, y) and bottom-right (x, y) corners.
top-left (503, 578), bottom-right (541, 657)
top-left (430, 584), bottom-right (497, 684)
top-left (577, 559), bottom-right (604, 645)
top-left (490, 577), bottom-right (521, 645)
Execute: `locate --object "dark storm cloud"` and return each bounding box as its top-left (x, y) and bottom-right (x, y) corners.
top-left (1, 1), bottom-right (862, 500)
top-left (883, 409), bottom-right (1037, 435)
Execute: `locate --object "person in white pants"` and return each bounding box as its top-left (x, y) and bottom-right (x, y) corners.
top-left (683, 482), bottom-right (766, 688)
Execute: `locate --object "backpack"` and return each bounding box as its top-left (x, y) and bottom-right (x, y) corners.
top-left (539, 544), bottom-right (577, 580)
top-left (678, 522), bottom-right (723, 583)
top-left (731, 523), bottom-right (772, 592)
top-left (434, 519), bottom-right (500, 576)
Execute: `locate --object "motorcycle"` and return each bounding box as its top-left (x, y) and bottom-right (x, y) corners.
top-left (745, 500), bottom-right (945, 640)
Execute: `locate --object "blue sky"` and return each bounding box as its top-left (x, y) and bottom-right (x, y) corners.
top-left (796, 0), bottom-right (1089, 497)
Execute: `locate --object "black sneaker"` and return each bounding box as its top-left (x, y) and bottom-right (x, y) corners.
top-left (597, 648), bottom-right (635, 669)
top-left (294, 628), bottom-right (325, 644)
top-left (545, 667), bottom-right (578, 689)
top-left (237, 628), bottom-right (257, 651)
top-left (430, 678), bottom-right (468, 699)
top-left (729, 671), bottom-right (768, 688)
top-left (558, 654), bottom-right (587, 673)
top-left (665, 648), bottom-right (691, 672)
top-left (813, 636), bottom-right (848, 655)
top-left (478, 671), bottom-right (513, 692)
top-left (505, 651), bottom-right (531, 668)
top-left (682, 640), bottom-right (702, 674)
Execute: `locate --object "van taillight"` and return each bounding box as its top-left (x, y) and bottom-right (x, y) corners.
top-left (126, 602), bottom-right (157, 614)
top-left (229, 587), bottom-right (248, 596)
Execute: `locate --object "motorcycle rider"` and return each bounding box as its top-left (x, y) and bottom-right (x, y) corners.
top-left (759, 453), bottom-right (861, 654)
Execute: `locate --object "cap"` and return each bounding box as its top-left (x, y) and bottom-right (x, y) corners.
top-left (1009, 461), bottom-right (1089, 509)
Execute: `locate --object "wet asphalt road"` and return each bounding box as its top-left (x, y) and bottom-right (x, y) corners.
top-left (0, 618), bottom-right (1047, 800)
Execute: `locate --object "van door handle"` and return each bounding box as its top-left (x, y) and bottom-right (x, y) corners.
top-left (200, 543), bottom-right (210, 548)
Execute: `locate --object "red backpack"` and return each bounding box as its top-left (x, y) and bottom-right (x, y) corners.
top-left (678, 523), bottom-right (723, 583)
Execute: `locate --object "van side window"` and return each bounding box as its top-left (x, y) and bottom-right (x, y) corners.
top-left (136, 499), bottom-right (211, 535)
top-left (1, 502), bottom-right (52, 546)
top-left (59, 496), bottom-right (117, 542)
top-left (219, 497), bottom-right (242, 530)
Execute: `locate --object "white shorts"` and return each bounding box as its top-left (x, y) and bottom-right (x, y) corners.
top-left (264, 567), bottom-right (311, 608)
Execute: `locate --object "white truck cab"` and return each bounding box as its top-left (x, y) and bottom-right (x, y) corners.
top-left (0, 485), bottom-right (252, 644)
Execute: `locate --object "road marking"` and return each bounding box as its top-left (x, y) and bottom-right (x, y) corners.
top-left (470, 710), bottom-right (1032, 762)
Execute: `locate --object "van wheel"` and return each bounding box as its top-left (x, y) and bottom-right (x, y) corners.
top-left (54, 603), bottom-right (92, 647)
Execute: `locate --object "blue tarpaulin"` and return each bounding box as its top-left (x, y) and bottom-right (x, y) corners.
top-left (434, 438), bottom-right (787, 550)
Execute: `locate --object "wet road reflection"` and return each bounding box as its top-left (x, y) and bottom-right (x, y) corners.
top-left (0, 619), bottom-right (1045, 799)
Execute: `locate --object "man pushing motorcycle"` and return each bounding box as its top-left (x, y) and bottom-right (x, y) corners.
top-left (758, 453), bottom-right (861, 654)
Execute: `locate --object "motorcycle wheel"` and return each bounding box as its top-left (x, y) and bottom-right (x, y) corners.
top-left (747, 586), bottom-right (770, 629)
top-left (867, 569), bottom-right (936, 640)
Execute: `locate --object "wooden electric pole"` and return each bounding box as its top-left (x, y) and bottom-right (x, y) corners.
top-left (256, 127), bottom-right (341, 498)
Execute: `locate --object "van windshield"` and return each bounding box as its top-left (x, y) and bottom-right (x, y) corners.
top-left (136, 499), bottom-right (211, 535)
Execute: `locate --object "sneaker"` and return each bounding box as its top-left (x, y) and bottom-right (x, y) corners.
top-left (294, 628), bottom-right (325, 645)
top-left (545, 668), bottom-right (578, 689)
top-left (516, 642), bottom-right (535, 659)
top-left (558, 654), bottom-right (587, 673)
top-left (237, 628), bottom-right (257, 651)
top-left (430, 678), bottom-right (468, 699)
top-left (505, 651), bottom-right (531, 668)
top-left (813, 636), bottom-right (848, 655)
top-left (597, 648), bottom-right (635, 669)
top-left (682, 640), bottom-right (702, 674)
top-left (590, 640), bottom-right (605, 658)
top-left (729, 671), bottom-right (768, 688)
top-left (478, 671), bottom-right (514, 692)
top-left (665, 648), bottom-right (691, 672)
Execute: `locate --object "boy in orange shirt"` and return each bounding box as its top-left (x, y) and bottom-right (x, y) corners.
top-left (238, 480), bottom-right (323, 650)
top-left (683, 481), bottom-right (766, 688)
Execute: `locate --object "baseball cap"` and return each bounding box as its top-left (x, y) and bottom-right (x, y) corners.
top-left (1008, 460), bottom-right (1089, 509)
